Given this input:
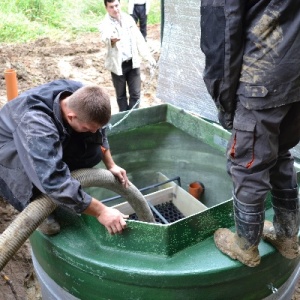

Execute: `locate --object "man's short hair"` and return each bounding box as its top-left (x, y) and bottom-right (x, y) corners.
top-left (67, 85), bottom-right (111, 125)
top-left (104, 0), bottom-right (120, 7)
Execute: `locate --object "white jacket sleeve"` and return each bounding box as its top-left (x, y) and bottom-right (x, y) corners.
top-left (99, 15), bottom-right (116, 45)
top-left (128, 0), bottom-right (134, 14)
top-left (146, 0), bottom-right (151, 15)
top-left (134, 23), bottom-right (155, 64)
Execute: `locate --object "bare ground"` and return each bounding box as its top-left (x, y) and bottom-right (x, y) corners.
top-left (0, 24), bottom-right (299, 299)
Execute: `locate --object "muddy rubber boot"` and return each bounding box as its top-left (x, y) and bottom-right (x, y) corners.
top-left (214, 196), bottom-right (264, 267)
top-left (214, 229), bottom-right (260, 267)
top-left (263, 221), bottom-right (299, 259)
top-left (262, 188), bottom-right (300, 259)
top-left (38, 213), bottom-right (60, 235)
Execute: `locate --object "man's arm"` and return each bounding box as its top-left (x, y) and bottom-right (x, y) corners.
top-left (84, 198), bottom-right (128, 234)
top-left (200, 0), bottom-right (246, 129)
top-left (132, 16), bottom-right (156, 66)
top-left (128, 0), bottom-right (134, 15)
top-left (101, 148), bottom-right (130, 188)
top-left (80, 147), bottom-right (130, 234)
top-left (99, 15), bottom-right (120, 48)
top-left (14, 111), bottom-right (92, 213)
top-left (146, 0), bottom-right (151, 15)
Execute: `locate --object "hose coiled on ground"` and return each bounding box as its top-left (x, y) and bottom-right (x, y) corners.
top-left (0, 168), bottom-right (155, 271)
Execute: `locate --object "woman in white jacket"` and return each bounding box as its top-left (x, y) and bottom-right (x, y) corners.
top-left (99, 0), bottom-right (155, 111)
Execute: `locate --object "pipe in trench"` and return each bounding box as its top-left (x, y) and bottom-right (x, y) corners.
top-left (4, 69), bottom-right (18, 101)
top-left (0, 168), bottom-right (155, 271)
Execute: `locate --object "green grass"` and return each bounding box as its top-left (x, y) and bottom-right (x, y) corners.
top-left (0, 0), bottom-right (161, 43)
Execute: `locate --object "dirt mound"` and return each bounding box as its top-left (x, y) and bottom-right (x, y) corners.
top-left (0, 24), bottom-right (162, 113)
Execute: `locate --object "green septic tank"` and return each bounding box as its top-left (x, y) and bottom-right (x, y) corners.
top-left (30, 104), bottom-right (300, 300)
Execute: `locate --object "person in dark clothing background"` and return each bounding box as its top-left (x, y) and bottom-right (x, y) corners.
top-left (200, 0), bottom-right (300, 267)
top-left (0, 79), bottom-right (129, 235)
top-left (128, 0), bottom-right (150, 41)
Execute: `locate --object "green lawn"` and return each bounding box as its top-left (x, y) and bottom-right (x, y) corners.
top-left (0, 0), bottom-right (161, 43)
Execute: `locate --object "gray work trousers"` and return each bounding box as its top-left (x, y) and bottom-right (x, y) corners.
top-left (227, 101), bottom-right (300, 206)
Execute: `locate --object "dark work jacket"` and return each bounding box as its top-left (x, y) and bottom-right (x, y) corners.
top-left (200, 0), bottom-right (300, 112)
top-left (0, 80), bottom-right (109, 212)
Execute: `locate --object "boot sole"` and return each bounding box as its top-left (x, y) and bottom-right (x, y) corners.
top-left (214, 229), bottom-right (260, 267)
top-left (262, 221), bottom-right (300, 259)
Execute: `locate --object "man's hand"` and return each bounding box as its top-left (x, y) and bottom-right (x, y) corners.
top-left (218, 110), bottom-right (234, 130)
top-left (97, 206), bottom-right (129, 234)
top-left (84, 199), bottom-right (129, 234)
top-left (111, 37), bottom-right (120, 46)
top-left (108, 165), bottom-right (130, 188)
top-left (148, 57), bottom-right (157, 68)
top-left (102, 149), bottom-right (129, 187)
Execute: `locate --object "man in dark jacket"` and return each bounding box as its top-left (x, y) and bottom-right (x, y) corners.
top-left (0, 80), bottom-right (129, 235)
top-left (201, 1), bottom-right (300, 266)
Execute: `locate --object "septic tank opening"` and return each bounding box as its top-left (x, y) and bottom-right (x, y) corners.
top-left (129, 201), bottom-right (185, 224)
top-left (111, 173), bottom-right (208, 225)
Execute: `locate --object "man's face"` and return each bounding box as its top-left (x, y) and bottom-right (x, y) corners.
top-left (69, 116), bottom-right (101, 133)
top-left (105, 0), bottom-right (121, 19)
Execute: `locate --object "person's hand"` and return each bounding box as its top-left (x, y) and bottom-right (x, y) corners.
top-left (111, 37), bottom-right (120, 46)
top-left (149, 57), bottom-right (157, 68)
top-left (97, 206), bottom-right (129, 235)
top-left (84, 199), bottom-right (129, 235)
top-left (218, 110), bottom-right (234, 130)
top-left (108, 165), bottom-right (130, 188)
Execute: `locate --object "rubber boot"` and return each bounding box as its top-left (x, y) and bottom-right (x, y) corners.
top-left (262, 188), bottom-right (300, 259)
top-left (214, 196), bottom-right (264, 267)
top-left (38, 213), bottom-right (60, 235)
